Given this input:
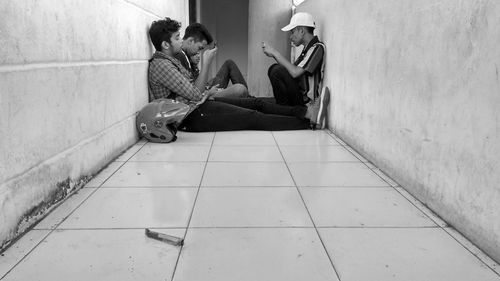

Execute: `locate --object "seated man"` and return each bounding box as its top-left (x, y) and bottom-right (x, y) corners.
top-left (148, 17), bottom-right (330, 132)
top-left (262, 12), bottom-right (325, 106)
top-left (175, 23), bottom-right (249, 98)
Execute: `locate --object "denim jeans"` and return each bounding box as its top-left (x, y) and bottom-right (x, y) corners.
top-left (179, 97), bottom-right (309, 132)
top-left (208, 60), bottom-right (248, 88)
top-left (268, 63), bottom-right (304, 106)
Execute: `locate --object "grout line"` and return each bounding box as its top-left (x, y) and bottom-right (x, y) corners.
top-left (315, 226), bottom-right (440, 229)
top-left (0, 139), bottom-right (148, 279)
top-left (40, 227), bottom-right (187, 231)
top-left (170, 131), bottom-right (216, 281)
top-left (199, 185), bottom-right (391, 188)
top-left (126, 160), bottom-right (286, 163)
top-left (35, 225), bottom-right (443, 230)
top-left (188, 226), bottom-right (439, 229)
top-left (0, 187), bottom-right (100, 280)
top-left (97, 185), bottom-right (204, 188)
top-left (326, 130), bottom-right (500, 276)
top-left (271, 131), bottom-right (343, 281)
top-left (393, 188), bottom-right (447, 227)
top-left (0, 230), bottom-right (54, 280)
top-left (441, 228), bottom-right (500, 277)
top-left (115, 140), bottom-right (149, 162)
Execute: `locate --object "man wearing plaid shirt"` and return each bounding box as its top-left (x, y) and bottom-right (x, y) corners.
top-left (148, 17), bottom-right (330, 131)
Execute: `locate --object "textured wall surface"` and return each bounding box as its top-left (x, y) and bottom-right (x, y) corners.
top-left (0, 0), bottom-right (188, 248)
top-left (298, 0), bottom-right (500, 262)
top-left (247, 0), bottom-right (292, 97)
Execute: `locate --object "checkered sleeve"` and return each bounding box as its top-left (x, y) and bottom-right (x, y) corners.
top-left (151, 59), bottom-right (203, 102)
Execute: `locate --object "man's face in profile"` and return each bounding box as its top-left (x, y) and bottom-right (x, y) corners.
top-left (185, 37), bottom-right (208, 56)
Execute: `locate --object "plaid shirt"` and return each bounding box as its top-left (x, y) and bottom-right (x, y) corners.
top-left (148, 51), bottom-right (204, 113)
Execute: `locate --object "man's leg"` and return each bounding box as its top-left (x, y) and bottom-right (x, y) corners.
top-left (267, 63), bottom-right (304, 106)
top-left (214, 97), bottom-right (306, 118)
top-left (210, 60), bottom-right (248, 88)
top-left (212, 84), bottom-right (249, 98)
top-left (179, 101), bottom-right (309, 132)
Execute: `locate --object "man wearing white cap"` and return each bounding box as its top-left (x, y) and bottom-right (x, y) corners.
top-left (262, 12), bottom-right (325, 106)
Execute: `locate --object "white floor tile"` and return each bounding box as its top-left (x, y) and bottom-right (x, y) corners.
top-left (280, 145), bottom-right (360, 162)
top-left (129, 144), bottom-right (210, 162)
top-left (372, 168), bottom-right (399, 186)
top-left (114, 142), bottom-right (145, 162)
top-left (190, 187), bottom-right (312, 227)
top-left (2, 229), bottom-right (183, 281)
top-left (202, 162), bottom-right (294, 187)
top-left (174, 228), bottom-right (339, 281)
top-left (0, 230), bottom-right (50, 279)
top-left (319, 228), bottom-right (500, 281)
top-left (344, 146), bottom-right (369, 162)
top-left (102, 162), bottom-right (205, 187)
top-left (301, 187), bottom-right (436, 227)
top-left (328, 132), bottom-right (347, 145)
top-left (444, 227), bottom-right (500, 275)
top-left (175, 131), bottom-right (215, 145)
top-left (288, 162), bottom-right (389, 187)
top-left (273, 130), bottom-right (340, 146)
top-left (35, 188), bottom-right (96, 229)
top-left (208, 145), bottom-right (283, 162)
top-left (58, 188), bottom-right (197, 229)
top-left (213, 131), bottom-right (276, 145)
top-left (396, 187), bottom-right (448, 227)
top-left (85, 162), bottom-right (124, 187)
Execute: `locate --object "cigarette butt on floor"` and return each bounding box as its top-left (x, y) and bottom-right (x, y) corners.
top-left (145, 228), bottom-right (184, 246)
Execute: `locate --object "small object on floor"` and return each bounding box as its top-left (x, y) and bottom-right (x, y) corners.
top-left (145, 228), bottom-right (184, 246)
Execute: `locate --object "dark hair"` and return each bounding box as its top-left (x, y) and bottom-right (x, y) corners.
top-left (183, 23), bottom-right (213, 44)
top-left (149, 17), bottom-right (181, 51)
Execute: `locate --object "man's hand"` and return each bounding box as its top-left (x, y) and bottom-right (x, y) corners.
top-left (196, 84), bottom-right (220, 105)
top-left (261, 41), bottom-right (276, 58)
top-left (202, 46), bottom-right (218, 65)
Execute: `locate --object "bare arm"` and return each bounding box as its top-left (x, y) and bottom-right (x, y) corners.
top-left (194, 47), bottom-right (217, 91)
top-left (262, 42), bottom-right (305, 78)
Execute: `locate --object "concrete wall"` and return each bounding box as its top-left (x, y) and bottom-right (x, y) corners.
top-left (297, 0), bottom-right (500, 262)
top-left (247, 0), bottom-right (292, 97)
top-left (0, 0), bottom-right (188, 249)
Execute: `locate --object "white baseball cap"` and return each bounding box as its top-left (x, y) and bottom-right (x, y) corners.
top-left (281, 12), bottom-right (315, 31)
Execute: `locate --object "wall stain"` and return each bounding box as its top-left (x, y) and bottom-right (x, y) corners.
top-left (0, 175), bottom-right (91, 254)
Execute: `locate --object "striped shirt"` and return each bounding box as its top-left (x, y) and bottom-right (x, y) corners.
top-left (294, 36), bottom-right (325, 101)
top-left (148, 51), bottom-right (203, 113)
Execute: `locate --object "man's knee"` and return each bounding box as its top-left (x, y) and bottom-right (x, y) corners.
top-left (223, 59), bottom-right (236, 66)
top-left (268, 63), bottom-right (286, 78)
top-left (222, 59), bottom-right (237, 70)
top-left (232, 83), bottom-right (248, 97)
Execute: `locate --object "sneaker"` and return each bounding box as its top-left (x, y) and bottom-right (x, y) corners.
top-left (306, 86), bottom-right (330, 129)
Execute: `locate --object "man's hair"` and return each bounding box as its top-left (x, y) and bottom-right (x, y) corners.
top-left (149, 17), bottom-right (181, 51)
top-left (183, 23), bottom-right (213, 44)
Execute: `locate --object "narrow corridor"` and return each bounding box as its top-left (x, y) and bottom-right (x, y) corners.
top-left (1, 130), bottom-right (499, 281)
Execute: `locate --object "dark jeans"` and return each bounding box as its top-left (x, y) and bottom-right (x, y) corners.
top-left (268, 63), bottom-right (304, 106)
top-left (209, 60), bottom-right (248, 88)
top-left (179, 97), bottom-right (309, 132)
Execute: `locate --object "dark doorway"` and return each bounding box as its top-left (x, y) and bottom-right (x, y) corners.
top-left (199, 0), bottom-right (249, 79)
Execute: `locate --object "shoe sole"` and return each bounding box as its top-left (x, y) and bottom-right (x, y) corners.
top-left (315, 86), bottom-right (330, 129)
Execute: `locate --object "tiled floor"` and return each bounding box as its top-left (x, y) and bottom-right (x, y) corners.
top-left (1, 130), bottom-right (500, 281)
